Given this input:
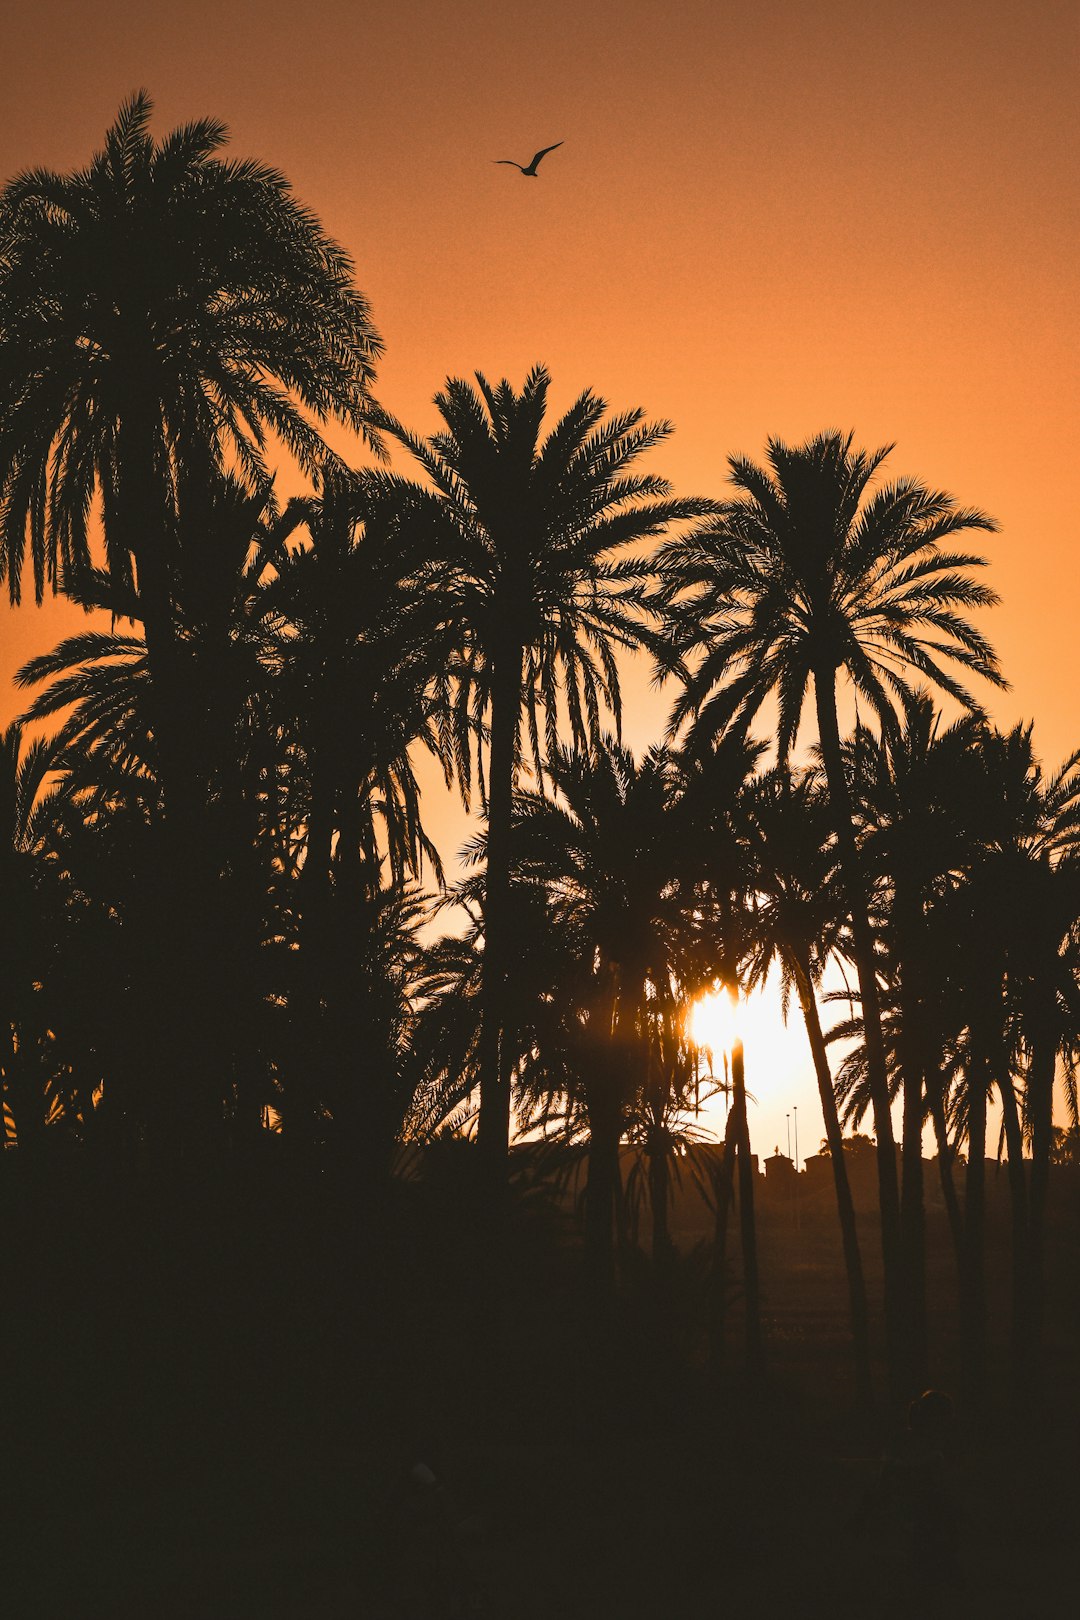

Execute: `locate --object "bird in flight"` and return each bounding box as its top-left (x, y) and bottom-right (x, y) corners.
top-left (495, 142), bottom-right (563, 177)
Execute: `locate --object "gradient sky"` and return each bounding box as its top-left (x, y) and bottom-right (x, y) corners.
top-left (2, 0), bottom-right (1077, 1148)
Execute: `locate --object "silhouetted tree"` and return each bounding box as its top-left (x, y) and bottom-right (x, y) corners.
top-left (656, 430), bottom-right (1003, 1392)
top-left (949, 723), bottom-right (1080, 1395)
top-left (258, 470), bottom-right (456, 1148)
top-left (0, 92), bottom-right (382, 1141)
top-left (0, 90), bottom-right (380, 780)
top-left (852, 694), bottom-right (987, 1392)
top-left (384, 368), bottom-right (715, 1194)
top-left (511, 738), bottom-right (710, 1289)
top-left (741, 764), bottom-right (872, 1398)
top-left (17, 482), bottom-right (284, 1139)
top-left (676, 736), bottom-right (771, 1377)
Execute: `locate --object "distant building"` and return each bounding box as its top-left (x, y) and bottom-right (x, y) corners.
top-left (801, 1141), bottom-right (883, 1211)
top-left (764, 1147), bottom-right (797, 1192)
top-left (803, 1151), bottom-right (832, 1193)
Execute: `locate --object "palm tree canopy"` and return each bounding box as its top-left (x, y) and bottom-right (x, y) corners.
top-left (512, 737), bottom-right (695, 982)
top-left (509, 734), bottom-right (764, 1090)
top-left (0, 90), bottom-right (382, 603)
top-left (383, 366), bottom-right (720, 1165)
top-left (954, 724), bottom-right (1080, 1037)
top-left (657, 430), bottom-right (1005, 757)
top-left (382, 365), bottom-right (718, 794)
top-left (259, 470), bottom-right (459, 888)
top-left (740, 763), bottom-right (845, 994)
top-left (847, 691), bottom-right (991, 918)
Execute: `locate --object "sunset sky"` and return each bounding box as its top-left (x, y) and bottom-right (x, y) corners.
top-left (2, 0), bottom-right (1076, 1151)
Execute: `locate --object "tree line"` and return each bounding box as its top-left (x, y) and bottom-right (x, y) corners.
top-left (2, 95), bottom-right (1077, 1412)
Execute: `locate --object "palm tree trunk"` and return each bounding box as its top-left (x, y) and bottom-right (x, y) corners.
top-left (230, 846), bottom-right (269, 1152)
top-left (894, 884), bottom-right (930, 1393)
top-left (648, 1130), bottom-right (673, 1261)
top-left (899, 1054), bottom-right (927, 1393)
top-left (198, 633), bottom-right (262, 1152)
top-left (121, 412), bottom-right (220, 1149)
top-left (326, 773), bottom-right (378, 1163)
top-left (291, 718), bottom-right (339, 1149)
top-left (710, 1102), bottom-right (739, 1370)
top-left (1026, 1034), bottom-right (1056, 1393)
top-left (585, 973), bottom-right (624, 1295)
top-left (961, 1050), bottom-right (989, 1409)
top-left (998, 1059), bottom-right (1041, 1399)
top-left (476, 641), bottom-right (523, 1186)
top-left (928, 1085), bottom-right (964, 1263)
top-left (794, 957), bottom-right (872, 1402)
top-left (732, 1038), bottom-right (764, 1379)
top-left (814, 669), bottom-right (903, 1393)
top-left (585, 1095), bottom-right (623, 1296)
top-left (894, 973), bottom-right (928, 1395)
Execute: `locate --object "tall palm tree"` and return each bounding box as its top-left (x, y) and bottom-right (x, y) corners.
top-left (656, 430), bottom-right (1003, 1391)
top-left (622, 1006), bottom-right (713, 1266)
top-left (741, 764), bottom-right (872, 1398)
top-left (0, 90), bottom-right (381, 796)
top-left (852, 694), bottom-right (987, 1389)
top-left (404, 884), bottom-right (593, 1152)
top-left (256, 470), bottom-right (457, 1146)
top-left (263, 470), bottom-right (454, 899)
top-left (0, 92), bottom-right (383, 1144)
top-left (16, 480), bottom-right (287, 1138)
top-left (385, 367), bottom-right (715, 1181)
top-left (675, 735), bottom-right (771, 1378)
top-left (947, 723), bottom-right (1080, 1393)
top-left (511, 737), bottom-right (707, 1289)
top-left (836, 719), bottom-right (1080, 1401)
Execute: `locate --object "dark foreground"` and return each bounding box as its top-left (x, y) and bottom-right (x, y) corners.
top-left (3, 1149), bottom-right (1078, 1618)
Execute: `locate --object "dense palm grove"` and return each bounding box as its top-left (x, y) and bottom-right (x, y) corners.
top-left (3, 95), bottom-right (1078, 1435)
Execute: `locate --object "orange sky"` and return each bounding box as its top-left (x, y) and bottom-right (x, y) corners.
top-left (3, 0), bottom-right (1077, 745)
top-left (2, 0), bottom-right (1077, 1148)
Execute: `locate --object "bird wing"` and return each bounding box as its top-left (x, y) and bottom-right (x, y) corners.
top-left (495, 160), bottom-right (524, 169)
top-left (530, 142), bottom-right (564, 168)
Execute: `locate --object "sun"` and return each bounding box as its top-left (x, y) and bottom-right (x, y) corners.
top-left (687, 987), bottom-right (741, 1058)
top-left (687, 975), bottom-right (808, 1081)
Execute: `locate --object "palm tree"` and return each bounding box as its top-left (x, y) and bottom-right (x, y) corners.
top-left (256, 469), bottom-right (457, 1146)
top-left (741, 764), bottom-right (872, 1398)
top-left (656, 430), bottom-right (1003, 1391)
top-left (0, 91), bottom-right (381, 796)
top-left (16, 480), bottom-right (288, 1139)
top-left (852, 694), bottom-right (987, 1389)
top-left (263, 471), bottom-right (454, 893)
top-left (835, 718), bottom-right (1080, 1400)
top-left (0, 92), bottom-right (383, 1145)
top-left (384, 367), bottom-right (716, 1183)
top-left (511, 737), bottom-right (707, 1289)
top-left (947, 723), bottom-right (1080, 1394)
top-left (1, 693), bottom-right (175, 1153)
top-left (622, 1011), bottom-right (715, 1266)
top-left (675, 735), bottom-right (771, 1377)
top-left (311, 876), bottom-right (430, 1181)
top-left (411, 738), bottom-right (734, 1288)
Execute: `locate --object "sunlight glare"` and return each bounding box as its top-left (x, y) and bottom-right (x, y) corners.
top-left (688, 975), bottom-right (808, 1090)
top-left (688, 987), bottom-right (741, 1058)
